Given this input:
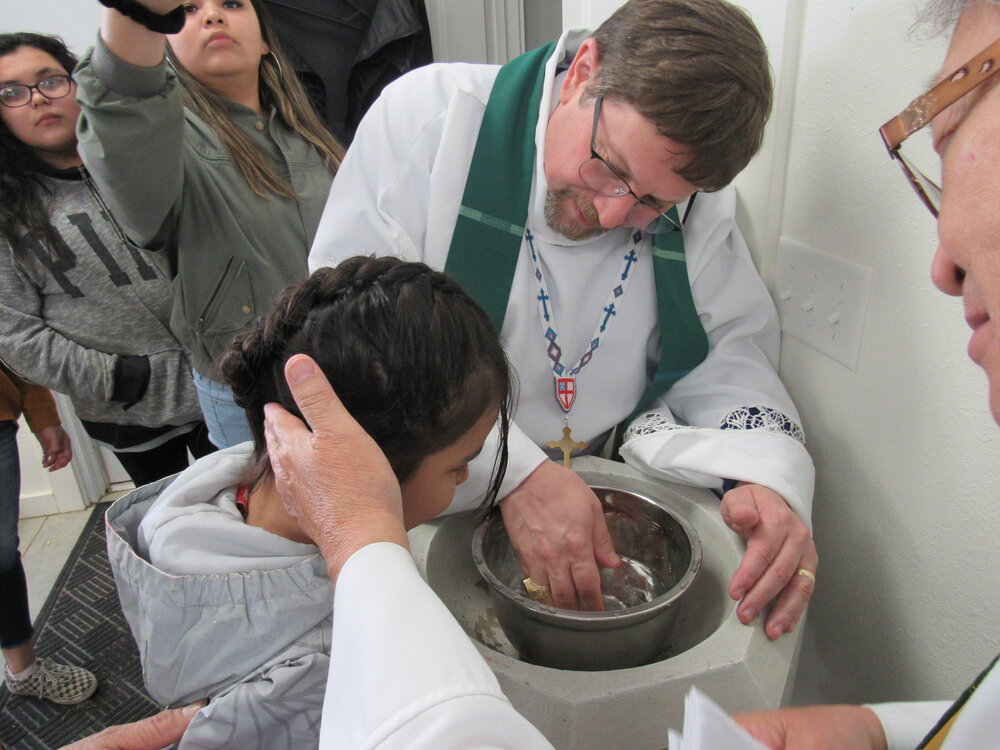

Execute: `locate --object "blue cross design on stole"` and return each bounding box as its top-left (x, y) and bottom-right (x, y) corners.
top-left (601, 303), bottom-right (616, 332)
top-left (622, 249), bottom-right (638, 280)
top-left (538, 289), bottom-right (551, 320)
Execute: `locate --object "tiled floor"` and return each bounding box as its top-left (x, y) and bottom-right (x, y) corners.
top-left (18, 490), bottom-right (131, 621)
top-left (18, 509), bottom-right (91, 621)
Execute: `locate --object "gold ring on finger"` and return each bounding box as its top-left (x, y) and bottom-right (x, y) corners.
top-left (523, 577), bottom-right (552, 601)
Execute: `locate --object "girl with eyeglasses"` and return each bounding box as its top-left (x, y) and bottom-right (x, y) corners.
top-left (75, 0), bottom-right (344, 449)
top-left (0, 33), bottom-right (214, 486)
top-left (0, 31), bottom-right (216, 704)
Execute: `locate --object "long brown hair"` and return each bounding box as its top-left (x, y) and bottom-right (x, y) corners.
top-left (165, 0), bottom-right (344, 200)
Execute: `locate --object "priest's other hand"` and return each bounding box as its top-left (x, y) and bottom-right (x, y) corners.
top-left (722, 482), bottom-right (817, 640)
top-left (60, 702), bottom-right (205, 749)
top-left (499, 459), bottom-right (622, 610)
top-left (733, 705), bottom-right (888, 750)
top-left (264, 354), bottom-right (408, 582)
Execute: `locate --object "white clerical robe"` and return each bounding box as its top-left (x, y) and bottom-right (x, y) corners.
top-left (309, 29), bottom-right (814, 524)
top-left (322, 543), bottom-right (997, 749)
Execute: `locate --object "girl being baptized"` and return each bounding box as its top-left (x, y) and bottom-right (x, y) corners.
top-left (106, 256), bottom-right (511, 749)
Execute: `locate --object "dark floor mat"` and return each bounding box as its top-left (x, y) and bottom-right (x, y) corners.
top-left (0, 502), bottom-right (160, 748)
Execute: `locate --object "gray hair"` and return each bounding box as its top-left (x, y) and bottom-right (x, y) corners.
top-left (915, 0), bottom-right (998, 34)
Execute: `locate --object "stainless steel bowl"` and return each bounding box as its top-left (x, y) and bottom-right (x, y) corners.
top-left (472, 485), bottom-right (703, 671)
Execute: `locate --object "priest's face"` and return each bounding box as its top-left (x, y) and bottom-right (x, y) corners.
top-left (543, 38), bottom-right (698, 241)
top-left (927, 4), bottom-right (1000, 424)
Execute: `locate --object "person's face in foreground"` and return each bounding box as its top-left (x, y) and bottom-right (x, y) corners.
top-left (930, 5), bottom-right (1000, 424)
top-left (398, 405), bottom-right (498, 529)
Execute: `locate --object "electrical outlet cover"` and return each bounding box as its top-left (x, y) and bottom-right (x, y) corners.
top-left (773, 237), bottom-right (874, 371)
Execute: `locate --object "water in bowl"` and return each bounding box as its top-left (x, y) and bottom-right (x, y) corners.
top-left (599, 555), bottom-right (668, 610)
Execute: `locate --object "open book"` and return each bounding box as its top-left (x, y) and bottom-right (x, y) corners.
top-left (666, 688), bottom-right (770, 750)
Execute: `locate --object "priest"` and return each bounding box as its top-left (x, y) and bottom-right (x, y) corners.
top-left (309, 0), bottom-right (817, 638)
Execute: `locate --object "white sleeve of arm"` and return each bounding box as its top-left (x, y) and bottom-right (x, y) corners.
top-left (620, 187), bottom-right (814, 526)
top-left (865, 701), bottom-right (950, 750)
top-left (320, 542), bottom-right (553, 750)
top-left (308, 72), bottom-right (444, 272)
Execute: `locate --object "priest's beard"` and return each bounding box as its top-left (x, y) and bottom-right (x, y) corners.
top-left (544, 187), bottom-right (609, 242)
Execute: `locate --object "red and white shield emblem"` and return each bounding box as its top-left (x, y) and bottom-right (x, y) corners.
top-left (556, 377), bottom-right (576, 412)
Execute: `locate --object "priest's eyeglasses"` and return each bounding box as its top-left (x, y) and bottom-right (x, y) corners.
top-left (579, 94), bottom-right (683, 232)
top-left (879, 37), bottom-right (1000, 218)
top-left (0, 74), bottom-right (73, 109)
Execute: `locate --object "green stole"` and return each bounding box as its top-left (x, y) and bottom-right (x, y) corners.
top-left (444, 43), bottom-right (709, 418)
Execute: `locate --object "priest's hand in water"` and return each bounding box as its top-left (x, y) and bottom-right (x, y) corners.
top-left (263, 354), bottom-right (408, 582)
top-left (721, 482), bottom-right (818, 640)
top-left (499, 459), bottom-right (622, 611)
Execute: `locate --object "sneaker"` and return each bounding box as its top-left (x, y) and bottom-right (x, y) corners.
top-left (5, 658), bottom-right (98, 705)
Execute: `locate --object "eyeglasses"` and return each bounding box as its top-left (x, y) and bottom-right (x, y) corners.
top-left (0, 74), bottom-right (73, 109)
top-left (579, 94), bottom-right (683, 232)
top-left (879, 37), bottom-right (1000, 218)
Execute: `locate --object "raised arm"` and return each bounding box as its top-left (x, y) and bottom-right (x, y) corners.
top-left (75, 8), bottom-right (186, 252)
top-left (99, 1), bottom-right (175, 67)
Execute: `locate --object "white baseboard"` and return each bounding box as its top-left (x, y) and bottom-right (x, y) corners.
top-left (19, 491), bottom-right (60, 520)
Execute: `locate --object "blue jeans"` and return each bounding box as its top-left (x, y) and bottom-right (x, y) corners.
top-left (1, 420), bottom-right (32, 649)
top-left (192, 370), bottom-right (253, 449)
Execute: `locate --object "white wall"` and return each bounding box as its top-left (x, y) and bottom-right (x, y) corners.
top-left (562, 0), bottom-right (1000, 706)
top-left (425, 0), bottom-right (525, 64)
top-left (3, 1), bottom-right (102, 60)
top-left (524, 0), bottom-right (563, 51)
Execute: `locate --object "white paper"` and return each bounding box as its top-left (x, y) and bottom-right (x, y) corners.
top-left (666, 688), bottom-right (770, 750)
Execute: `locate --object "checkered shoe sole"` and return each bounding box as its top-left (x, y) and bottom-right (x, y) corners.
top-left (5, 658), bottom-right (98, 705)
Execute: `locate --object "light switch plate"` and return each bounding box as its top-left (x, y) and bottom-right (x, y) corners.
top-left (773, 237), bottom-right (873, 371)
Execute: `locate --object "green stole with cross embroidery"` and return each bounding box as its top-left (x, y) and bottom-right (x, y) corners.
top-left (444, 42), bottom-right (709, 418)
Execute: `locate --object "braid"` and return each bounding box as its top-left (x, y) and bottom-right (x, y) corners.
top-left (221, 258), bottom-right (365, 421)
top-left (220, 255), bottom-right (511, 512)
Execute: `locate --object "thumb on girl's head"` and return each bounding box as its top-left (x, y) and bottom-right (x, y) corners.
top-left (283, 354), bottom-right (346, 432)
top-left (285, 354), bottom-right (317, 383)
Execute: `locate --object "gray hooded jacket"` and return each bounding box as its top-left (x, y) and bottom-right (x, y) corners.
top-left (105, 444), bottom-right (333, 749)
top-left (0, 167), bottom-right (202, 433)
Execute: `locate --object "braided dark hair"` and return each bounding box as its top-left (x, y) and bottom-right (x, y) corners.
top-left (0, 33), bottom-right (79, 267)
top-left (220, 255), bottom-right (512, 512)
